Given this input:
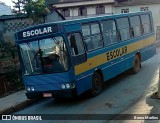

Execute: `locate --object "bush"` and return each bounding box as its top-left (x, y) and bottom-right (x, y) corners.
top-left (5, 67), bottom-right (23, 91)
top-left (0, 42), bottom-right (24, 95)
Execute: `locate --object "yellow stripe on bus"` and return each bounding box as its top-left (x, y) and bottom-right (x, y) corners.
top-left (74, 36), bottom-right (155, 75)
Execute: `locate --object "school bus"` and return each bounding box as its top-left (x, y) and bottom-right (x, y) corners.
top-left (15, 11), bottom-right (156, 99)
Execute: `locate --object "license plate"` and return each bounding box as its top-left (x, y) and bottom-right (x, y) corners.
top-left (43, 93), bottom-right (52, 97)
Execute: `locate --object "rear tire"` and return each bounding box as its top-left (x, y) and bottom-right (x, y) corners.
top-left (131, 55), bottom-right (141, 74)
top-left (88, 72), bottom-right (103, 97)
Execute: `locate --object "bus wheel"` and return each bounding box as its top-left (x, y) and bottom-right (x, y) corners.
top-left (132, 55), bottom-right (141, 74)
top-left (89, 72), bottom-right (103, 97)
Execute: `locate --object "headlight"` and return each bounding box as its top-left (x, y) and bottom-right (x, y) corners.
top-left (61, 83), bottom-right (75, 89)
top-left (66, 84), bottom-right (70, 89)
top-left (61, 84), bottom-right (66, 89)
top-left (26, 86), bottom-right (35, 91)
top-left (27, 87), bottom-right (31, 91)
top-left (70, 83), bottom-right (75, 89)
top-left (31, 87), bottom-right (35, 91)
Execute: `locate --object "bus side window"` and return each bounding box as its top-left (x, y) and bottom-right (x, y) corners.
top-left (116, 17), bottom-right (130, 41)
top-left (90, 23), bottom-right (103, 49)
top-left (82, 23), bottom-right (102, 51)
top-left (117, 30), bottom-right (121, 41)
top-left (70, 35), bottom-right (78, 55)
top-left (141, 14), bottom-right (152, 34)
top-left (68, 33), bottom-right (85, 56)
top-left (82, 24), bottom-right (94, 51)
top-left (130, 15), bottom-right (141, 37)
top-left (101, 19), bottom-right (118, 45)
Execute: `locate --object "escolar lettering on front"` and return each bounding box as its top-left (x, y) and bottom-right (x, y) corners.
top-left (106, 46), bottom-right (127, 61)
top-left (23, 27), bottom-right (52, 38)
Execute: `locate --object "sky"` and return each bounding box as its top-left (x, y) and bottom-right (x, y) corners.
top-left (0, 0), bottom-right (14, 8)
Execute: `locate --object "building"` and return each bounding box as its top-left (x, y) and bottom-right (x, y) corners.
top-left (115, 0), bottom-right (160, 39)
top-left (0, 15), bottom-right (33, 43)
top-left (0, 10), bottom-right (65, 44)
top-left (47, 0), bottom-right (115, 19)
top-left (0, 3), bottom-right (12, 16)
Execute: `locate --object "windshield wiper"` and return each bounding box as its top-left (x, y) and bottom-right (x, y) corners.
top-left (32, 50), bottom-right (40, 62)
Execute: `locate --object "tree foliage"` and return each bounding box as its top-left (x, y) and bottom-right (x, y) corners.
top-left (24, 0), bottom-right (50, 23)
top-left (12, 0), bottom-right (50, 23)
top-left (12, 0), bottom-right (25, 14)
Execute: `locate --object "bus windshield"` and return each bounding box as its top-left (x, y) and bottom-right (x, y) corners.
top-left (19, 36), bottom-right (70, 75)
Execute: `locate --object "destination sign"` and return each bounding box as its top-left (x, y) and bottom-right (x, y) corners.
top-left (17, 25), bottom-right (58, 40)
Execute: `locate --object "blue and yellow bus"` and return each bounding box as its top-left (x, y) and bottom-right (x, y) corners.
top-left (15, 11), bottom-right (156, 99)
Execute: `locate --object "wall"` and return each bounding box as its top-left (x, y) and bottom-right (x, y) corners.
top-left (53, 0), bottom-right (114, 8)
top-left (45, 10), bottom-right (64, 23)
top-left (105, 4), bottom-right (114, 14)
top-left (59, 4), bottom-right (114, 20)
top-left (0, 18), bottom-right (33, 44)
top-left (87, 5), bottom-right (96, 15)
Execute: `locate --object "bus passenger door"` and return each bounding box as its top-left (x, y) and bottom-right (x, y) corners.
top-left (67, 32), bottom-right (87, 65)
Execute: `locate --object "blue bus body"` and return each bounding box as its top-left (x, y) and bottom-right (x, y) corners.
top-left (15, 11), bottom-right (156, 98)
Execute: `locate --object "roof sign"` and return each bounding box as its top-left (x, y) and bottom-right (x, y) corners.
top-left (17, 25), bottom-right (58, 40)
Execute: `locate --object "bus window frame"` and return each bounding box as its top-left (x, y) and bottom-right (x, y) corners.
top-left (140, 13), bottom-right (152, 34)
top-left (67, 31), bottom-right (86, 57)
top-left (81, 21), bottom-right (104, 52)
top-left (18, 44), bottom-right (27, 76)
top-left (116, 16), bottom-right (131, 42)
top-left (67, 31), bottom-right (87, 66)
top-left (90, 22), bottom-right (101, 35)
top-left (101, 18), bottom-right (120, 46)
top-left (129, 15), bottom-right (142, 38)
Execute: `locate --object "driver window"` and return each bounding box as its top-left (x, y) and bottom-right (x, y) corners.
top-left (68, 33), bottom-right (85, 56)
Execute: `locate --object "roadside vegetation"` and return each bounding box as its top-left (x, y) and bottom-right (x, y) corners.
top-left (0, 42), bottom-right (23, 97)
top-left (0, 0), bottom-right (50, 97)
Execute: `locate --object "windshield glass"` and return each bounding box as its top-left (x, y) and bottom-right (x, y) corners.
top-left (19, 36), bottom-right (70, 75)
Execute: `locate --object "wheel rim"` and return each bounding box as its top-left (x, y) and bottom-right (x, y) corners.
top-left (92, 74), bottom-right (102, 94)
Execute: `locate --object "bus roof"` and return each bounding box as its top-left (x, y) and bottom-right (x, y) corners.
top-left (15, 11), bottom-right (152, 42)
top-left (59, 11), bottom-right (151, 24)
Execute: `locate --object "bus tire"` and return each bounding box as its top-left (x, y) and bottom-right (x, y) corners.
top-left (131, 54), bottom-right (141, 74)
top-left (88, 72), bottom-right (103, 97)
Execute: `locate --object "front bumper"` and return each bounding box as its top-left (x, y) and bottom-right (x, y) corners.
top-left (26, 89), bottom-right (77, 99)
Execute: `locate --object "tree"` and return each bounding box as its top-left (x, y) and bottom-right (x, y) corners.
top-left (24, 0), bottom-right (50, 23)
top-left (12, 0), bottom-right (25, 14)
